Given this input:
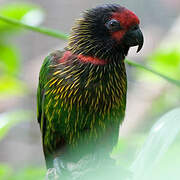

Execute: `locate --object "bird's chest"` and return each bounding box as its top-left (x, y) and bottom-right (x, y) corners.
top-left (80, 77), bottom-right (125, 115)
top-left (45, 64), bottom-right (127, 135)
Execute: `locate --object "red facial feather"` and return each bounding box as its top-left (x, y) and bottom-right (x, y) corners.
top-left (111, 8), bottom-right (140, 41)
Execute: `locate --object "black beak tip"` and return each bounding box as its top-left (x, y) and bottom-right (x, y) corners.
top-left (136, 30), bottom-right (144, 53)
top-left (137, 43), bottom-right (143, 53)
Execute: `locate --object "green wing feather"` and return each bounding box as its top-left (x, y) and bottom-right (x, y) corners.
top-left (37, 50), bottom-right (64, 167)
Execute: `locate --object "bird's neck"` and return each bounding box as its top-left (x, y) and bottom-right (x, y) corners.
top-left (61, 48), bottom-right (127, 67)
top-left (68, 28), bottom-right (129, 63)
top-left (66, 45), bottom-right (129, 66)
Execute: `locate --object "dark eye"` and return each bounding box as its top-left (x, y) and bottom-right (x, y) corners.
top-left (105, 19), bottom-right (122, 32)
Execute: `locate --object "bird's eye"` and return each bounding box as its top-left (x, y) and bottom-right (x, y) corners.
top-left (105, 19), bottom-right (122, 32)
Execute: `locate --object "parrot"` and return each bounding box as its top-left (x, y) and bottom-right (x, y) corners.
top-left (37, 3), bottom-right (143, 177)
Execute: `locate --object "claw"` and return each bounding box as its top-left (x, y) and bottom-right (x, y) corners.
top-left (46, 158), bottom-right (69, 180)
top-left (46, 168), bottom-right (59, 180)
top-left (53, 158), bottom-right (63, 176)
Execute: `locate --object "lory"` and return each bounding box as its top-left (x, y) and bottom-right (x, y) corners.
top-left (37, 3), bottom-right (143, 175)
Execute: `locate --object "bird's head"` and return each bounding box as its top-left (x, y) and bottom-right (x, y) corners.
top-left (68, 4), bottom-right (144, 63)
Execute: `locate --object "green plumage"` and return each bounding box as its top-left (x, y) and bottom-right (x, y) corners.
top-left (37, 49), bottom-right (127, 167)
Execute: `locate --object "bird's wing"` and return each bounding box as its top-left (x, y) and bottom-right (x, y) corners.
top-left (37, 50), bottom-right (64, 134)
top-left (37, 50), bottom-right (66, 167)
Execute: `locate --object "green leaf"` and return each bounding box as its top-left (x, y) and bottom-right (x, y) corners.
top-left (131, 108), bottom-right (180, 180)
top-left (112, 135), bottom-right (146, 167)
top-left (10, 167), bottom-right (46, 180)
top-left (0, 44), bottom-right (20, 75)
top-left (125, 59), bottom-right (180, 87)
top-left (0, 75), bottom-right (27, 97)
top-left (0, 110), bottom-right (32, 140)
top-left (150, 47), bottom-right (180, 79)
top-left (0, 164), bottom-right (13, 179)
top-left (0, 3), bottom-right (44, 33)
top-left (137, 46), bottom-right (180, 83)
top-left (0, 165), bottom-right (45, 180)
top-left (149, 140), bottom-right (180, 180)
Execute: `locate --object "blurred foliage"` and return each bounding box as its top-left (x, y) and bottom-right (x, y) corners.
top-left (0, 110), bottom-right (32, 141)
top-left (136, 43), bottom-right (180, 129)
top-left (0, 2), bottom-right (45, 180)
top-left (0, 164), bottom-right (45, 180)
top-left (138, 45), bottom-right (180, 82)
top-left (0, 164), bottom-right (13, 180)
top-left (0, 3), bottom-right (43, 34)
top-left (0, 44), bottom-right (20, 75)
top-left (149, 48), bottom-right (180, 79)
top-left (0, 1), bottom-right (179, 180)
top-left (9, 167), bottom-right (45, 180)
top-left (0, 75), bottom-right (26, 98)
top-left (131, 108), bottom-right (180, 180)
top-left (0, 3), bottom-right (44, 98)
top-left (111, 108), bottom-right (180, 180)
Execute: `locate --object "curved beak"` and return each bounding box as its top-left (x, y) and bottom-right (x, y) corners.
top-left (124, 27), bottom-right (144, 53)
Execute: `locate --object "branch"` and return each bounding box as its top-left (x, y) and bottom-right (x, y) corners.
top-left (0, 15), bottom-right (180, 87)
top-left (0, 15), bottom-right (68, 40)
top-left (125, 60), bottom-right (180, 87)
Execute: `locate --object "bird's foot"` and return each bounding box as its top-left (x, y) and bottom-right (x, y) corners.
top-left (46, 168), bottom-right (59, 180)
top-left (46, 158), bottom-right (70, 180)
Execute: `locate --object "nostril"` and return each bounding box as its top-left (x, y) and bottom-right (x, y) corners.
top-left (132, 25), bottom-right (139, 31)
